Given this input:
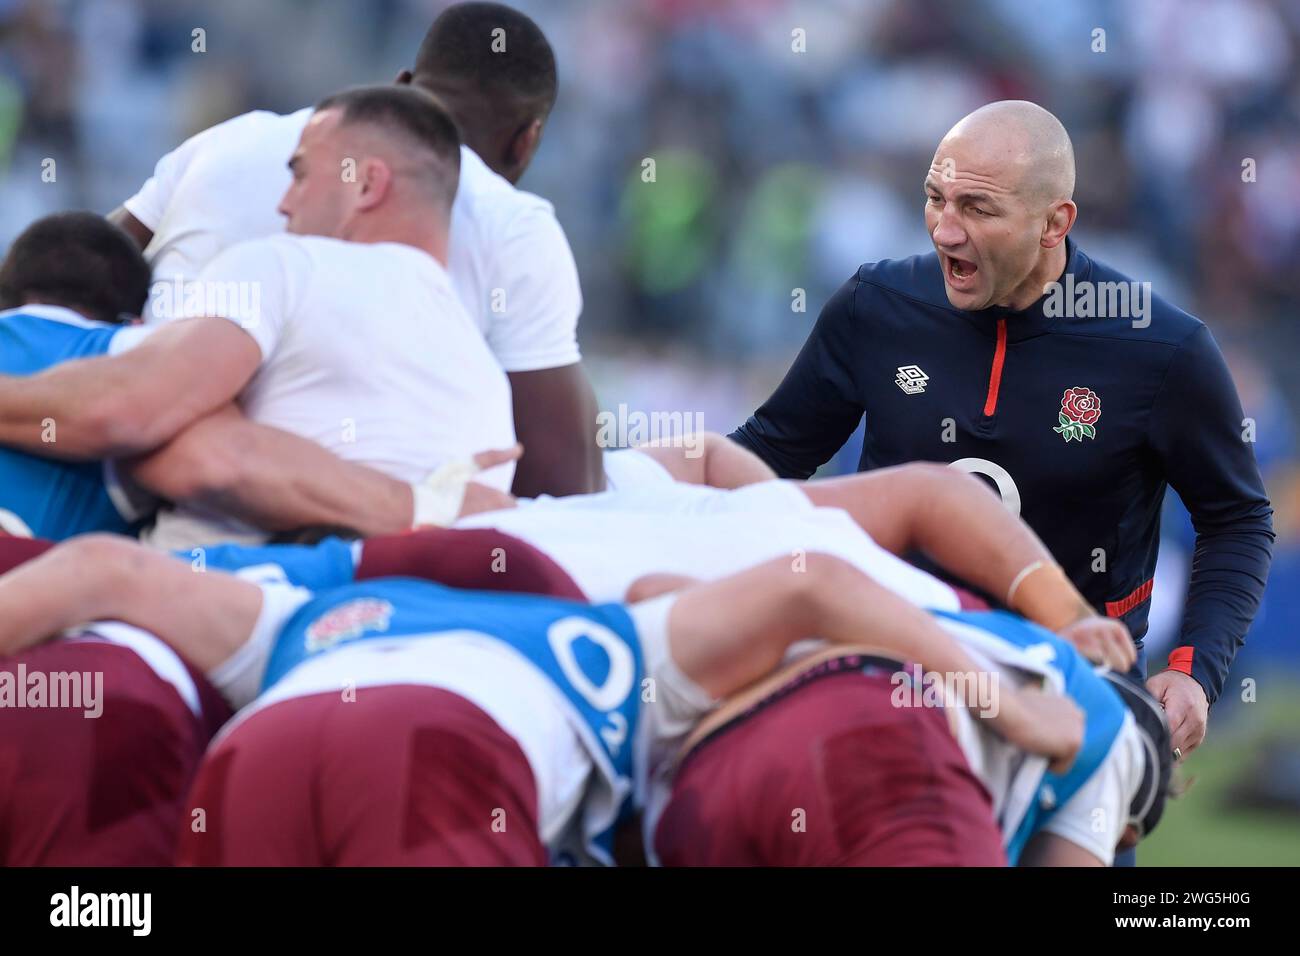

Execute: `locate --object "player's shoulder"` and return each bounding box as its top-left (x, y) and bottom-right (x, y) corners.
top-left (235, 231), bottom-right (407, 269)
top-left (213, 231), bottom-right (318, 269)
top-left (218, 106), bottom-right (311, 140)
top-left (455, 145), bottom-right (561, 236)
top-left (182, 107), bottom-right (311, 155)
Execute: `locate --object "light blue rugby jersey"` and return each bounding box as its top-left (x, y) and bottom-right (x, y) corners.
top-left (933, 609), bottom-right (1129, 864)
top-left (179, 536), bottom-right (360, 591)
top-left (0, 306), bottom-right (152, 539)
top-left (259, 576), bottom-right (645, 863)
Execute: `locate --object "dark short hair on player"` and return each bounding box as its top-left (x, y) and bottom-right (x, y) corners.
top-left (0, 212), bottom-right (151, 325)
top-left (411, 2), bottom-right (557, 135)
top-left (314, 85), bottom-right (462, 211)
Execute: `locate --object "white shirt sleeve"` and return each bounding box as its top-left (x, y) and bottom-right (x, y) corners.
top-left (178, 236), bottom-right (307, 359)
top-left (107, 323), bottom-right (155, 356)
top-left (487, 205), bottom-right (583, 372)
top-left (122, 129), bottom-right (208, 231)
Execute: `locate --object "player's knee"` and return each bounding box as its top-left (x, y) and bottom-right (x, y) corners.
top-left (57, 533), bottom-right (151, 600)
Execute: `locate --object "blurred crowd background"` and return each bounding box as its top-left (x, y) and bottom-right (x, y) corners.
top-left (1, 0), bottom-right (1298, 862)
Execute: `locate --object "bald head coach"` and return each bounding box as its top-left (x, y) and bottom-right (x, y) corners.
top-left (731, 101), bottom-right (1273, 764)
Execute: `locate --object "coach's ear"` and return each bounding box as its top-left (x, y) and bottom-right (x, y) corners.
top-left (394, 69), bottom-right (414, 86)
top-left (1040, 199), bottom-right (1077, 250)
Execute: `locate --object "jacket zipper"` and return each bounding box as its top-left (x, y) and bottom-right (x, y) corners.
top-left (982, 318), bottom-right (1008, 417)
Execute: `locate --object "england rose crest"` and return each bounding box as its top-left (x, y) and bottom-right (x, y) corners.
top-left (304, 598), bottom-right (394, 652)
top-left (1053, 386), bottom-right (1100, 442)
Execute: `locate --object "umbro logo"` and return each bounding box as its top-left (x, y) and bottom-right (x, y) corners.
top-left (895, 365), bottom-right (929, 395)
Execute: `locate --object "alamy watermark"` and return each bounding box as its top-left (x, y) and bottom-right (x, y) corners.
top-left (1042, 274), bottom-right (1153, 328)
top-left (50, 886), bottom-right (151, 936)
top-left (890, 664), bottom-right (999, 718)
top-left (149, 276), bottom-right (262, 328)
top-left (595, 403), bottom-right (705, 457)
top-left (0, 665), bottom-right (103, 718)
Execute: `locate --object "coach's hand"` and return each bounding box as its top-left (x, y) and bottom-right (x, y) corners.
top-left (1146, 669), bottom-right (1209, 759)
top-left (1058, 615), bottom-right (1136, 672)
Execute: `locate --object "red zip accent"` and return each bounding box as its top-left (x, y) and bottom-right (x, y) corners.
top-left (982, 318), bottom-right (1007, 417)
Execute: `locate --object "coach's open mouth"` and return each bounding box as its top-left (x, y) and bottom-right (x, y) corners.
top-left (944, 254), bottom-right (979, 290)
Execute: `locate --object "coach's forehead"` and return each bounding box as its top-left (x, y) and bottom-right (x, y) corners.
top-left (930, 101), bottom-right (1075, 203)
top-left (930, 124), bottom-right (1035, 196)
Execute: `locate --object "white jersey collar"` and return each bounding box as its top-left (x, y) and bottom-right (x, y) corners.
top-left (0, 303), bottom-right (108, 328)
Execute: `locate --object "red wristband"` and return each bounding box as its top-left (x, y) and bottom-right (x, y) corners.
top-left (1167, 646), bottom-right (1195, 677)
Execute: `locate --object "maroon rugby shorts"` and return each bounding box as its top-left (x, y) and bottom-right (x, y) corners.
top-left (179, 684), bottom-right (546, 866)
top-left (0, 639), bottom-right (230, 865)
top-left (654, 656), bottom-right (1006, 867)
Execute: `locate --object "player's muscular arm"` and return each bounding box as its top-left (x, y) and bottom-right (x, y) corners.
top-left (802, 464), bottom-right (1135, 671)
top-left (124, 405), bottom-right (417, 536)
top-left (635, 432), bottom-right (777, 488)
top-left (106, 206), bottom-right (154, 249)
top-left (663, 552), bottom-right (1083, 769)
top-left (508, 364), bottom-right (604, 497)
top-left (0, 317), bottom-right (260, 460)
top-left (127, 406), bottom-right (520, 535)
top-left (0, 534), bottom-right (261, 671)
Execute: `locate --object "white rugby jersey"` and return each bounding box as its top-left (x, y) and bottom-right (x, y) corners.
top-left (145, 233), bottom-right (516, 549)
top-left (457, 450), bottom-right (962, 611)
top-left (126, 108), bottom-right (582, 372)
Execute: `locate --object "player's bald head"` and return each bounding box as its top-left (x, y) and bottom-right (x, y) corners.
top-left (937, 100), bottom-right (1075, 207)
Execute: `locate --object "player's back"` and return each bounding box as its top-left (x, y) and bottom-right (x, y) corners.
top-left (459, 451), bottom-right (960, 610)
top-left (146, 232), bottom-right (517, 549)
top-left (0, 306), bottom-right (151, 538)
top-left (234, 234), bottom-right (516, 485)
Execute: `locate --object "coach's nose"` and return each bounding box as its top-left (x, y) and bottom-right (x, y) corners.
top-left (930, 205), bottom-right (967, 250)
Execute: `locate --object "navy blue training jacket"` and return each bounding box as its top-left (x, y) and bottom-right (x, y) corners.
top-left (731, 239), bottom-right (1273, 704)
